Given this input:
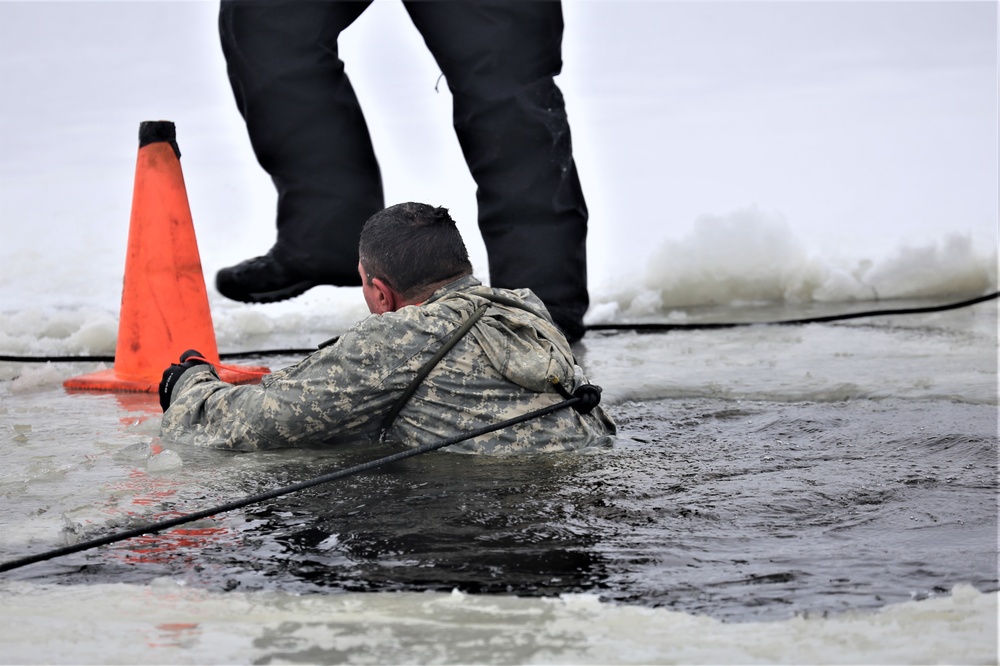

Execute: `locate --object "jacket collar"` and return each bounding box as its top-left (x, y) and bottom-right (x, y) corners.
top-left (424, 274), bottom-right (482, 304)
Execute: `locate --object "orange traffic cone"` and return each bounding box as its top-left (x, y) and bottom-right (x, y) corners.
top-left (65, 121), bottom-right (269, 393)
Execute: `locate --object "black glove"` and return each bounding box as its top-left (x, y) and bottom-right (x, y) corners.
top-left (571, 384), bottom-right (602, 415)
top-left (158, 349), bottom-right (210, 412)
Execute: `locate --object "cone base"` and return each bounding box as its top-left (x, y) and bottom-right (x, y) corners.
top-left (64, 365), bottom-right (270, 393)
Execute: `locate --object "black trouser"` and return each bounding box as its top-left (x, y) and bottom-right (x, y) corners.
top-left (220, 0), bottom-right (590, 339)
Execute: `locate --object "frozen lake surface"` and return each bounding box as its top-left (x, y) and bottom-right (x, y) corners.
top-left (1, 300), bottom-right (997, 663)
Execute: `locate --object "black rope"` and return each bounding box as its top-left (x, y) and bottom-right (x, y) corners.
top-left (0, 350), bottom-right (317, 364)
top-left (1, 292), bottom-right (995, 364)
top-left (0, 396), bottom-right (582, 573)
top-left (587, 290), bottom-right (1000, 333)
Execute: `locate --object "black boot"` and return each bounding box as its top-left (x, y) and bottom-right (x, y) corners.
top-left (216, 250), bottom-right (319, 304)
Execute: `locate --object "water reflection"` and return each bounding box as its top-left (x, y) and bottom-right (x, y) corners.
top-left (239, 450), bottom-right (610, 596)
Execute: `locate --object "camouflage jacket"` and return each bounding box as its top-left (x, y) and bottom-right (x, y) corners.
top-left (159, 276), bottom-right (616, 454)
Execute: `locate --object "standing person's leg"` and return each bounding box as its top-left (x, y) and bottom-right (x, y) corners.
top-left (217, 0), bottom-right (384, 302)
top-left (404, 1), bottom-right (590, 342)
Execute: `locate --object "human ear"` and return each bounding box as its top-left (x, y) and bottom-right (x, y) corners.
top-left (371, 277), bottom-right (397, 314)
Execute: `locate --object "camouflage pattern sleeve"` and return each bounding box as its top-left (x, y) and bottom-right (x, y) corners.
top-left (159, 313), bottom-right (432, 451)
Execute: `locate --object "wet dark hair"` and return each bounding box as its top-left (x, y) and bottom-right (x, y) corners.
top-left (358, 202), bottom-right (473, 300)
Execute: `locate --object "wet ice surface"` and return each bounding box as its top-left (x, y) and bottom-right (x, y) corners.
top-left (2, 389), bottom-right (995, 623)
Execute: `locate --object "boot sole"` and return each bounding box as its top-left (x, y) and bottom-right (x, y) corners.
top-left (223, 280), bottom-right (320, 304)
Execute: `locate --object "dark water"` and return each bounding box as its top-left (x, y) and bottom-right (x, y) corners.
top-left (26, 395), bottom-right (997, 623)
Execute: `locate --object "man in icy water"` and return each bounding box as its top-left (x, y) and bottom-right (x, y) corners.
top-left (159, 202), bottom-right (615, 454)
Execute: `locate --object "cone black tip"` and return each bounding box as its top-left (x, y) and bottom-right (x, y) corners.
top-left (138, 121), bottom-right (181, 159)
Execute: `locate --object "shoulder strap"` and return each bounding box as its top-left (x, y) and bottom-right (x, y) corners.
top-left (380, 302), bottom-right (490, 440)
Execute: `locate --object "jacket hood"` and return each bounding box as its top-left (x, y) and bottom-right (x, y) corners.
top-left (428, 277), bottom-right (578, 394)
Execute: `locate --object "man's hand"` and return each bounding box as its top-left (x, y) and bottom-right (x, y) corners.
top-left (159, 349), bottom-right (210, 412)
top-left (571, 384), bottom-right (602, 415)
